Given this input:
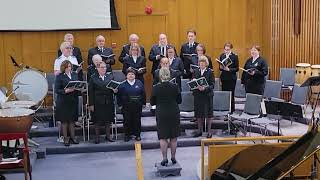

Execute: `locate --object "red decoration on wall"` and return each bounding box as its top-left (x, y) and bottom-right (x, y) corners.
top-left (145, 6), bottom-right (152, 15)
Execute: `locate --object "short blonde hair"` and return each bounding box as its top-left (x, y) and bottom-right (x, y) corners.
top-left (92, 54), bottom-right (103, 64)
top-left (198, 55), bottom-right (209, 66)
top-left (159, 67), bottom-right (171, 82)
top-left (60, 41), bottom-right (71, 52)
top-left (129, 43), bottom-right (141, 56)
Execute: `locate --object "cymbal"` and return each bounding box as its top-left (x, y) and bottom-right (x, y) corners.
top-left (12, 81), bottom-right (29, 85)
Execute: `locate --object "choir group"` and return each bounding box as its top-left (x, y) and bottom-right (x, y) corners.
top-left (53, 30), bottom-right (268, 165)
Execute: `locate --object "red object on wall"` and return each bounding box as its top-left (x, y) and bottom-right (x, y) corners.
top-left (145, 6), bottom-right (152, 14)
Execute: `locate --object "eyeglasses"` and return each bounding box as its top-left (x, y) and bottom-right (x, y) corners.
top-left (99, 66), bottom-right (107, 69)
top-left (65, 47), bottom-right (72, 49)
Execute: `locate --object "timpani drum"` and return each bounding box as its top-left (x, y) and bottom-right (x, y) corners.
top-left (311, 65), bottom-right (320, 94)
top-left (295, 63), bottom-right (311, 84)
top-left (1, 100), bottom-right (36, 109)
top-left (12, 69), bottom-right (48, 106)
top-left (0, 108), bottom-right (34, 133)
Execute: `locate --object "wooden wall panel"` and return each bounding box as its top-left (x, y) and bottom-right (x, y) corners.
top-left (270, 0), bottom-right (320, 80)
top-left (0, 0), bottom-right (276, 93)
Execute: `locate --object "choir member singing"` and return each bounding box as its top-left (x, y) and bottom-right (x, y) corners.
top-left (87, 35), bottom-right (115, 73)
top-left (122, 43), bottom-right (146, 84)
top-left (89, 61), bottom-right (117, 144)
top-left (218, 42), bottom-right (239, 112)
top-left (149, 33), bottom-right (176, 76)
top-left (151, 68), bottom-right (182, 166)
top-left (87, 54), bottom-right (103, 81)
top-left (192, 56), bottom-right (215, 138)
top-left (118, 69), bottom-right (146, 142)
top-left (119, 34), bottom-right (146, 64)
top-left (241, 45), bottom-right (268, 95)
top-left (190, 44), bottom-right (213, 73)
top-left (54, 42), bottom-right (79, 76)
top-left (54, 60), bottom-right (80, 146)
top-left (180, 29), bottom-right (199, 79)
top-left (57, 33), bottom-right (83, 80)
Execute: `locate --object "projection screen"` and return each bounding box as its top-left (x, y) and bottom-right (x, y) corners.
top-left (0, 0), bottom-right (119, 31)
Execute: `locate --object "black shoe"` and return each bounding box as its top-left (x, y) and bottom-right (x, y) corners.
top-left (206, 133), bottom-right (212, 138)
top-left (171, 158), bottom-right (177, 165)
top-left (64, 137), bottom-right (70, 147)
top-left (160, 159), bottom-right (168, 166)
top-left (193, 132), bottom-right (202, 137)
top-left (124, 136), bottom-right (130, 142)
top-left (70, 138), bottom-right (79, 144)
top-left (105, 136), bottom-right (115, 142)
top-left (135, 136), bottom-right (141, 141)
top-left (95, 136), bottom-right (100, 144)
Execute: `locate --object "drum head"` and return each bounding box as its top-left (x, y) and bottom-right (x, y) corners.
top-left (0, 108), bottom-right (34, 117)
top-left (311, 65), bottom-right (320, 69)
top-left (12, 69), bottom-right (48, 105)
top-left (296, 63), bottom-right (311, 67)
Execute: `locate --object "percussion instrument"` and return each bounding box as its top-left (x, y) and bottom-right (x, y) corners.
top-left (295, 63), bottom-right (311, 84)
top-left (0, 108), bottom-right (34, 133)
top-left (310, 65), bottom-right (320, 96)
top-left (1, 101), bottom-right (36, 109)
top-left (12, 69), bottom-right (48, 106)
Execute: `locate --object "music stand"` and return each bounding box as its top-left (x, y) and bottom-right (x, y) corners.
top-left (265, 101), bottom-right (303, 136)
top-left (300, 76), bottom-right (320, 130)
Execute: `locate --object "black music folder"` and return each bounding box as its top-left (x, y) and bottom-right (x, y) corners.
top-left (182, 53), bottom-right (197, 57)
top-left (129, 67), bottom-right (146, 72)
top-left (187, 77), bottom-right (209, 90)
top-left (101, 54), bottom-right (115, 59)
top-left (64, 81), bottom-right (86, 90)
top-left (169, 78), bottom-right (177, 84)
top-left (106, 80), bottom-right (121, 90)
top-left (216, 57), bottom-right (233, 68)
top-left (190, 64), bottom-right (199, 70)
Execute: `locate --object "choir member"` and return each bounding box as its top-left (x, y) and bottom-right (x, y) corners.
top-left (54, 42), bottom-right (79, 76)
top-left (54, 60), bottom-right (80, 146)
top-left (218, 42), bottom-right (239, 112)
top-left (241, 45), bottom-right (268, 95)
top-left (118, 69), bottom-right (146, 142)
top-left (87, 54), bottom-right (103, 81)
top-left (57, 33), bottom-right (83, 80)
top-left (192, 56), bottom-right (215, 138)
top-left (149, 33), bottom-right (176, 76)
top-left (89, 61), bottom-right (117, 144)
top-left (153, 58), bottom-right (171, 85)
top-left (87, 35), bottom-right (115, 73)
top-left (150, 68), bottom-right (182, 166)
top-left (166, 45), bottom-right (184, 89)
top-left (122, 43), bottom-right (146, 84)
top-left (119, 34), bottom-right (146, 64)
top-left (180, 29), bottom-right (199, 79)
top-left (190, 44), bottom-right (213, 73)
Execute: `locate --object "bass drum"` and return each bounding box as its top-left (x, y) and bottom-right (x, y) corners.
top-left (12, 69), bottom-right (48, 106)
top-left (295, 63), bottom-right (311, 84)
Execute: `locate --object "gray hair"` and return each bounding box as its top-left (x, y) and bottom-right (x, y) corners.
top-left (92, 54), bottom-right (102, 64)
top-left (64, 33), bottom-right (74, 41)
top-left (159, 67), bottom-right (171, 82)
top-left (60, 41), bottom-right (71, 52)
top-left (96, 35), bottom-right (105, 42)
top-left (129, 34), bottom-right (139, 41)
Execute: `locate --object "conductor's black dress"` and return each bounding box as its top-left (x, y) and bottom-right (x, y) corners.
top-left (150, 82), bottom-right (182, 139)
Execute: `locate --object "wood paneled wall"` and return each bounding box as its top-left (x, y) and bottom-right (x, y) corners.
top-left (0, 0), bottom-right (270, 93)
top-left (270, 0), bottom-right (320, 79)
